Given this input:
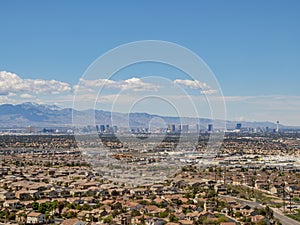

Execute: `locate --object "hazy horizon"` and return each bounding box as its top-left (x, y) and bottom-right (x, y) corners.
top-left (1, 1), bottom-right (300, 125)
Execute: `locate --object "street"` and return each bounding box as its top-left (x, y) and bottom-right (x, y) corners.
top-left (220, 195), bottom-right (300, 225)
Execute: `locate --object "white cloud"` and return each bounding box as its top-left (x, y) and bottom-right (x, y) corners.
top-left (173, 79), bottom-right (217, 94)
top-left (1, 70), bottom-right (299, 125)
top-left (78, 77), bottom-right (159, 92)
top-left (200, 90), bottom-right (218, 95)
top-left (0, 71), bottom-right (71, 95)
top-left (20, 93), bottom-right (34, 99)
top-left (0, 95), bottom-right (9, 104)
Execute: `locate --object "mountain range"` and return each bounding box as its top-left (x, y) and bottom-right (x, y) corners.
top-left (0, 102), bottom-right (285, 129)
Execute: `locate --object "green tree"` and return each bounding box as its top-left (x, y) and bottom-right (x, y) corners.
top-left (131, 210), bottom-right (141, 217)
top-left (257, 220), bottom-right (268, 225)
top-left (82, 204), bottom-right (91, 211)
top-left (57, 201), bottom-right (64, 215)
top-left (32, 201), bottom-right (39, 211)
top-left (159, 210), bottom-right (169, 218)
top-left (103, 215), bottom-right (112, 223)
top-left (169, 213), bottom-right (178, 222)
top-left (217, 215), bottom-right (228, 223)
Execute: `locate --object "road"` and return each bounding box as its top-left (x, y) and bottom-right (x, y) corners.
top-left (220, 195), bottom-right (300, 225)
top-left (272, 207), bottom-right (300, 225)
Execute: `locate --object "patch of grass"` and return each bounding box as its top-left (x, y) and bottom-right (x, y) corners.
top-left (287, 209), bottom-right (300, 222)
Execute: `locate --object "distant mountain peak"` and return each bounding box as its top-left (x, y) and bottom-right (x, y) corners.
top-left (41, 104), bottom-right (62, 111)
top-left (0, 102), bottom-right (284, 129)
top-left (19, 102), bottom-right (40, 107)
top-left (16, 102), bottom-right (61, 111)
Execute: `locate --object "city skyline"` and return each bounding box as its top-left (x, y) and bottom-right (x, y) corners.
top-left (0, 1), bottom-right (300, 125)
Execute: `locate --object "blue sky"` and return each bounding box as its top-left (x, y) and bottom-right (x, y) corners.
top-left (0, 1), bottom-right (300, 125)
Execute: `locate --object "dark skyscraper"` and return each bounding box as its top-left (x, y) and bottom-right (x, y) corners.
top-left (208, 124), bottom-right (213, 132)
top-left (182, 125), bottom-right (189, 133)
top-left (100, 125), bottom-right (105, 132)
top-left (236, 123), bottom-right (242, 130)
top-left (168, 124), bottom-right (176, 133)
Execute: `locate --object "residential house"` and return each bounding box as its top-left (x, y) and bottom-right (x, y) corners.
top-left (26, 211), bottom-right (45, 224)
top-left (251, 215), bottom-right (266, 223)
top-left (57, 189), bottom-right (71, 198)
top-left (214, 184), bottom-right (227, 195)
top-left (3, 199), bottom-right (22, 209)
top-left (204, 201), bottom-right (216, 212)
top-left (255, 180), bottom-right (269, 190)
top-left (44, 189), bottom-right (58, 198)
top-left (61, 218), bottom-right (86, 225)
top-left (220, 222), bottom-right (237, 225)
top-left (16, 190), bottom-right (39, 200)
top-left (0, 190), bottom-right (15, 200)
top-left (70, 189), bottom-right (85, 197)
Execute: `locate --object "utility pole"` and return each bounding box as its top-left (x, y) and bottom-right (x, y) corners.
top-left (289, 193), bottom-right (292, 213)
top-left (282, 182), bottom-right (286, 213)
top-left (214, 165), bottom-right (217, 183)
top-left (223, 166), bottom-right (226, 185)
